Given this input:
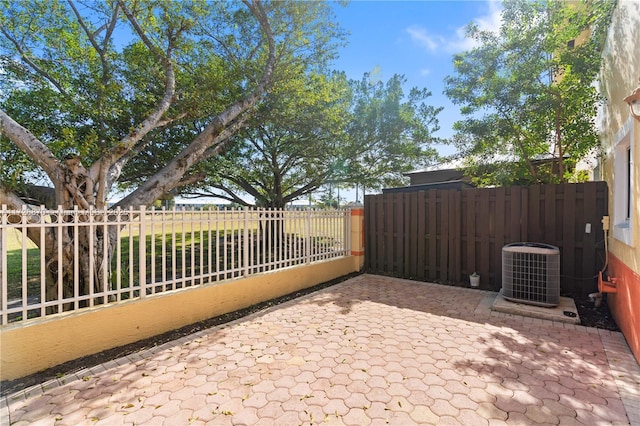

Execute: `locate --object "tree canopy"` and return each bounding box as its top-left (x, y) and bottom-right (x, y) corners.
top-left (168, 70), bottom-right (350, 209)
top-left (124, 70), bottom-right (442, 208)
top-left (444, 0), bottom-right (614, 186)
top-left (343, 73), bottom-right (442, 197)
top-left (0, 0), bottom-right (345, 301)
top-left (0, 0), bottom-right (344, 210)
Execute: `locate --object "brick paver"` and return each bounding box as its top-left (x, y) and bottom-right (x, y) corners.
top-left (2, 274), bottom-right (639, 425)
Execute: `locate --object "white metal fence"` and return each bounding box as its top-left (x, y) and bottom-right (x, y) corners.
top-left (0, 205), bottom-right (350, 325)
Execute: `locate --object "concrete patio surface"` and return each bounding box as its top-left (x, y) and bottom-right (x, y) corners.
top-left (2, 274), bottom-right (639, 425)
top-left (491, 290), bottom-right (581, 325)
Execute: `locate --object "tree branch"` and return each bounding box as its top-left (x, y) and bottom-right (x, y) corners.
top-left (0, 186), bottom-right (28, 210)
top-left (115, 0), bottom-right (276, 208)
top-left (68, 1), bottom-right (108, 71)
top-left (116, 0), bottom-right (170, 66)
top-left (92, 0), bottom-right (178, 183)
top-left (186, 183), bottom-right (252, 206)
top-left (0, 26), bottom-right (71, 99)
top-left (0, 109), bottom-right (65, 182)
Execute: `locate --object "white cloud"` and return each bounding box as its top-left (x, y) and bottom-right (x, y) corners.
top-left (475, 0), bottom-right (503, 32)
top-left (406, 27), bottom-right (442, 53)
top-left (407, 1), bottom-right (503, 53)
top-left (420, 68), bottom-right (431, 76)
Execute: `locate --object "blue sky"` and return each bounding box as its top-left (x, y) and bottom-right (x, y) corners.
top-left (331, 1), bottom-right (503, 156)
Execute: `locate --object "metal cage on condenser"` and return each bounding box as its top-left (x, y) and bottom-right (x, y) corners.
top-left (501, 242), bottom-right (560, 307)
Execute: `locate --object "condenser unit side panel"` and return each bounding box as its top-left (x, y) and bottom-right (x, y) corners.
top-left (501, 245), bottom-right (560, 308)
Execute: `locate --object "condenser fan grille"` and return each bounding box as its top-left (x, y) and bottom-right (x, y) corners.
top-left (502, 243), bottom-right (560, 307)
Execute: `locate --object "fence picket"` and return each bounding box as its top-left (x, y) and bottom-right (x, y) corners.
top-left (428, 191), bottom-right (437, 281)
top-left (1, 207), bottom-right (7, 325)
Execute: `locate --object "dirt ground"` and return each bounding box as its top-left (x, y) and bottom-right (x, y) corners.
top-left (572, 293), bottom-right (619, 331)
top-left (0, 273), bottom-right (619, 398)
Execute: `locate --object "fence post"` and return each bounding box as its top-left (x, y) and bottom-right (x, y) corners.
top-left (306, 209), bottom-right (312, 264)
top-left (243, 207), bottom-right (249, 277)
top-left (344, 209), bottom-right (350, 256)
top-left (73, 206), bottom-right (79, 310)
top-left (1, 205), bottom-right (7, 325)
top-left (56, 205), bottom-right (64, 313)
top-left (139, 205), bottom-right (147, 298)
top-left (350, 208), bottom-right (365, 270)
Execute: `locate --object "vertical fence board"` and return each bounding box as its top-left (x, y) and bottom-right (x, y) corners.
top-left (529, 185), bottom-right (541, 242)
top-left (403, 193), bottom-right (410, 275)
top-left (563, 184), bottom-right (577, 290)
top-left (451, 191), bottom-right (461, 281)
top-left (384, 193), bottom-right (394, 272)
top-left (364, 196), bottom-right (373, 270)
top-left (479, 190), bottom-right (491, 283)
top-left (394, 193), bottom-right (404, 275)
top-left (439, 191), bottom-right (449, 282)
top-left (428, 191), bottom-right (437, 281)
top-left (417, 191), bottom-right (426, 279)
top-left (371, 195), bottom-right (380, 271)
top-left (406, 192), bottom-right (420, 277)
top-left (543, 185), bottom-right (557, 246)
top-left (494, 187), bottom-right (506, 285)
top-left (576, 185), bottom-right (587, 279)
top-left (466, 190), bottom-right (476, 277)
top-left (510, 187), bottom-right (522, 242)
top-left (520, 187), bottom-right (528, 240)
top-left (376, 195), bottom-right (385, 272)
top-left (582, 183), bottom-right (597, 282)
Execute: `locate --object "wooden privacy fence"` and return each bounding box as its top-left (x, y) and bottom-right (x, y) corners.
top-left (364, 182), bottom-right (608, 295)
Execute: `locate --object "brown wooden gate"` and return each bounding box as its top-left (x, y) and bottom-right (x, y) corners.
top-left (364, 182), bottom-right (608, 295)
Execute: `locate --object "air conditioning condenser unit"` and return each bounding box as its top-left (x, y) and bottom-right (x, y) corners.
top-left (502, 242), bottom-right (560, 307)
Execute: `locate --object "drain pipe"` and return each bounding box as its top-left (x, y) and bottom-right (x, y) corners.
top-left (599, 216), bottom-right (618, 293)
top-left (589, 217), bottom-right (608, 307)
top-left (596, 216), bottom-right (617, 299)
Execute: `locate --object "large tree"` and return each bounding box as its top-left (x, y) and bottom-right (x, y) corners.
top-left (130, 71), bottom-right (442, 208)
top-left (155, 69), bottom-right (350, 209)
top-left (0, 0), bottom-right (343, 303)
top-left (444, 0), bottom-right (614, 185)
top-left (343, 73), bottom-right (442, 199)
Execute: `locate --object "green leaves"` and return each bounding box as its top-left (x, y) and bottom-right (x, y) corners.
top-left (444, 0), bottom-right (613, 186)
top-left (343, 73), bottom-right (441, 192)
top-left (192, 69), bottom-right (351, 208)
top-left (2, 0), bottom-right (346, 208)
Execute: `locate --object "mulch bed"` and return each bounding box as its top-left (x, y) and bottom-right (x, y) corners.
top-left (572, 293), bottom-right (619, 331)
top-left (0, 272), bottom-right (619, 398)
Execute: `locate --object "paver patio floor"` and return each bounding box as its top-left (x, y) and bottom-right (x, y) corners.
top-left (2, 274), bottom-right (639, 425)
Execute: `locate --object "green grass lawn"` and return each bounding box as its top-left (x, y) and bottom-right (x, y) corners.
top-left (4, 224), bottom-right (340, 301)
top-left (5, 229), bottom-right (42, 300)
top-left (4, 228), bottom-right (224, 299)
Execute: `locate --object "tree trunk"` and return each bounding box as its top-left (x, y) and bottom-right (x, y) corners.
top-left (0, 0), bottom-right (279, 310)
top-left (40, 210), bottom-right (117, 312)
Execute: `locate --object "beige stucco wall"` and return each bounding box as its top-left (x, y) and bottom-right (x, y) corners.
top-left (597, 1), bottom-right (640, 363)
top-left (0, 255), bottom-right (362, 381)
top-left (1, 209), bottom-right (365, 381)
top-left (598, 0), bottom-right (640, 274)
